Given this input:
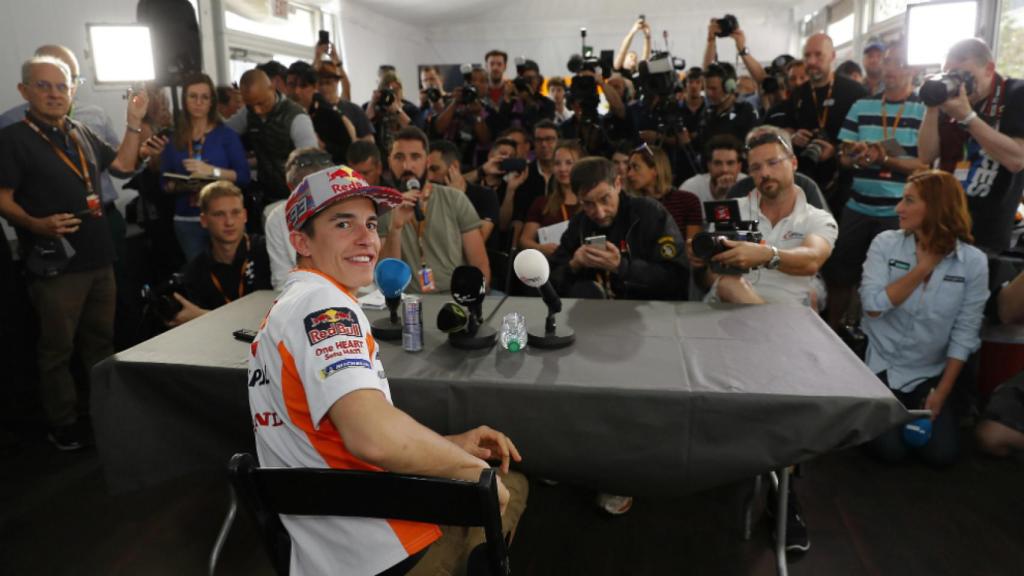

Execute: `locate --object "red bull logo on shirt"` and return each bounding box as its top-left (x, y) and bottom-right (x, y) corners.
top-left (304, 307), bottom-right (363, 344)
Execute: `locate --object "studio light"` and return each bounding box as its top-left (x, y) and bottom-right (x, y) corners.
top-left (86, 24), bottom-right (156, 84)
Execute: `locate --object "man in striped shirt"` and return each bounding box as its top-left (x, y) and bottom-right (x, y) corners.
top-left (824, 43), bottom-right (928, 330)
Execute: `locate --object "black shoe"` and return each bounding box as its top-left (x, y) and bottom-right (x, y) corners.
top-left (768, 483), bottom-right (811, 553)
top-left (48, 424), bottom-right (86, 452)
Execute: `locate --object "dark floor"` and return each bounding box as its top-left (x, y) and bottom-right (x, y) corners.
top-left (1, 423), bottom-right (1021, 576)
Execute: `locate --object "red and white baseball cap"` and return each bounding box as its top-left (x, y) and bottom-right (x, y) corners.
top-left (285, 165), bottom-right (403, 232)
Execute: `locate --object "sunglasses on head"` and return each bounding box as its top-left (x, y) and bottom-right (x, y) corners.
top-left (745, 132), bottom-right (793, 156)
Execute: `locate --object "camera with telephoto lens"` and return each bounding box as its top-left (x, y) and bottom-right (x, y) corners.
top-left (920, 70), bottom-right (976, 107)
top-left (459, 84), bottom-right (478, 105)
top-left (801, 129), bottom-right (829, 163)
top-left (715, 15), bottom-right (739, 37)
top-left (692, 200), bottom-right (762, 275)
top-left (424, 87), bottom-right (442, 103)
top-left (141, 273), bottom-right (186, 322)
top-left (376, 88), bottom-right (396, 112)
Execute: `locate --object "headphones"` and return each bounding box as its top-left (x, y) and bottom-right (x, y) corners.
top-left (708, 62), bottom-right (738, 94)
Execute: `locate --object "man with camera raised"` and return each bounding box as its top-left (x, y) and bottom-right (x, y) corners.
top-left (917, 38), bottom-right (1024, 253)
top-left (768, 33), bottom-right (867, 199)
top-left (703, 16), bottom-right (768, 87)
top-left (429, 66), bottom-right (493, 169)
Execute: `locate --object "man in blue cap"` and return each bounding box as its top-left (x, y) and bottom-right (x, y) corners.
top-left (862, 38), bottom-right (887, 96)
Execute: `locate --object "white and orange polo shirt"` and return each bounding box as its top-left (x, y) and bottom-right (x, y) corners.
top-left (248, 268), bottom-right (441, 576)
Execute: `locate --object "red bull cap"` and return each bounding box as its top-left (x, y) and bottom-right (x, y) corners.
top-left (285, 165), bottom-right (403, 232)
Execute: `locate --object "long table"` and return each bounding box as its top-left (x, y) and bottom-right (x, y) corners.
top-left (92, 291), bottom-right (906, 496)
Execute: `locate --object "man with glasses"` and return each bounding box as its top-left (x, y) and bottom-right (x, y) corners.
top-left (0, 55), bottom-right (152, 451)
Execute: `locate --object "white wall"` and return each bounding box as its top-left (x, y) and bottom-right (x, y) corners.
top-left (418, 1), bottom-right (798, 81)
top-left (338, 1), bottom-right (441, 104)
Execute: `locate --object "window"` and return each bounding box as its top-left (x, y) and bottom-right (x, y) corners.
top-left (906, 1), bottom-right (978, 66)
top-left (874, 0), bottom-right (909, 24)
top-left (997, 0), bottom-right (1024, 79)
top-left (226, 4), bottom-right (317, 47)
top-left (829, 13), bottom-right (856, 46)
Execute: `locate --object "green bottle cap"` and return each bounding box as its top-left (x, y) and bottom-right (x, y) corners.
top-left (508, 339), bottom-right (521, 353)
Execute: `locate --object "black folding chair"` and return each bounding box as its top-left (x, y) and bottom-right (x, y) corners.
top-left (209, 453), bottom-right (510, 576)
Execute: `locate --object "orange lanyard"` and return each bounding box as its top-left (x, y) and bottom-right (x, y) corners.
top-left (210, 236), bottom-right (250, 304)
top-left (414, 202), bottom-right (429, 267)
top-left (809, 82), bottom-right (834, 132)
top-left (879, 96), bottom-right (905, 140)
top-left (560, 204), bottom-right (569, 222)
top-left (23, 118), bottom-right (94, 193)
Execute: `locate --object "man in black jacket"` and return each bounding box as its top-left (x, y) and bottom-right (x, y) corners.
top-left (549, 157), bottom-right (688, 300)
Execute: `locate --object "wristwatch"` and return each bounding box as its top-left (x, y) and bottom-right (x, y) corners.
top-left (213, 167), bottom-right (222, 179)
top-left (738, 47), bottom-right (750, 57)
top-left (766, 245), bottom-right (781, 270)
top-left (958, 111), bottom-right (978, 128)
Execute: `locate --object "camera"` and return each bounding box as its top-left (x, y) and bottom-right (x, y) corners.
top-left (636, 51), bottom-right (682, 98)
top-left (499, 157), bottom-right (527, 174)
top-left (566, 55), bottom-right (602, 122)
top-left (801, 130), bottom-right (828, 163)
top-left (513, 76), bottom-right (531, 95)
top-left (692, 200), bottom-right (762, 275)
top-left (920, 70), bottom-right (976, 107)
top-left (141, 273), bottom-right (185, 322)
top-left (424, 87), bottom-right (442, 103)
top-left (715, 15), bottom-right (739, 38)
top-left (459, 84), bottom-right (478, 105)
top-left (377, 88), bottom-right (396, 110)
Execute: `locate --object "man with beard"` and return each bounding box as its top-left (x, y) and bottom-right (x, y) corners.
top-left (377, 127), bottom-right (491, 293)
top-left (769, 34), bottom-right (867, 197)
top-left (679, 134), bottom-right (747, 219)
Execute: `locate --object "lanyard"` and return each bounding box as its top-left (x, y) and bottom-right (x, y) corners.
top-left (561, 203), bottom-right (570, 222)
top-left (187, 134), bottom-right (206, 159)
top-left (879, 96), bottom-right (906, 141)
top-left (982, 76), bottom-right (1007, 123)
top-left (414, 202), bottom-right (429, 268)
top-left (210, 236), bottom-right (250, 304)
top-left (22, 117), bottom-right (94, 194)
top-left (809, 82), bottom-right (834, 132)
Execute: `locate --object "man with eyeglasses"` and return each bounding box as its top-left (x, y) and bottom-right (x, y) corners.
top-left (0, 55), bottom-right (153, 451)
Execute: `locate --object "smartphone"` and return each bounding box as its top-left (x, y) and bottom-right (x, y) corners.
top-left (318, 30), bottom-right (329, 45)
top-left (157, 127), bottom-right (173, 139)
top-left (499, 158), bottom-right (527, 173)
top-left (585, 235), bottom-right (607, 247)
top-left (74, 208), bottom-right (94, 219)
top-left (233, 328), bottom-right (258, 343)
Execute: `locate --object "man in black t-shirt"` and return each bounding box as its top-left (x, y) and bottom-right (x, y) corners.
top-left (286, 62), bottom-right (355, 165)
top-left (918, 38), bottom-right (1024, 253)
top-left (427, 140), bottom-right (499, 243)
top-left (171, 182), bottom-right (271, 324)
top-left (768, 33), bottom-right (867, 196)
top-left (0, 56), bottom-right (152, 450)
top-left (697, 63), bottom-right (759, 154)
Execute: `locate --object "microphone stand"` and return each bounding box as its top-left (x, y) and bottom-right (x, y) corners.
top-left (447, 302), bottom-right (496, 350)
top-left (527, 284), bottom-right (575, 349)
top-left (371, 295), bottom-right (403, 340)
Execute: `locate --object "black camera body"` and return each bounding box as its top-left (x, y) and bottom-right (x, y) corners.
top-left (692, 200), bottom-right (762, 275)
top-left (513, 76), bottom-right (531, 95)
top-left (460, 84), bottom-right (479, 105)
top-left (801, 129), bottom-right (829, 163)
top-left (425, 87), bottom-right (442, 103)
top-left (377, 88), bottom-right (396, 111)
top-left (716, 15), bottom-right (739, 37)
top-left (499, 157), bottom-right (527, 174)
top-left (920, 70), bottom-right (976, 107)
top-left (141, 273), bottom-right (186, 322)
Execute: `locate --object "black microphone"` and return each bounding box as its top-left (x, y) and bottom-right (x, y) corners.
top-left (405, 177), bottom-right (425, 221)
top-left (451, 265), bottom-right (486, 325)
top-left (436, 301), bottom-right (470, 334)
top-left (513, 249), bottom-right (574, 349)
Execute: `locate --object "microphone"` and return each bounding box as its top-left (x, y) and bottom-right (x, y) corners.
top-left (371, 258), bottom-right (411, 340)
top-left (436, 301), bottom-right (470, 334)
top-left (513, 249), bottom-right (575, 349)
top-left (451, 265), bottom-right (486, 326)
top-left (405, 177), bottom-right (425, 221)
top-left (443, 266), bottom-right (495, 350)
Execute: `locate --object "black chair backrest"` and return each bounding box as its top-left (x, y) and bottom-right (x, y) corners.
top-left (728, 172), bottom-right (831, 214)
top-left (228, 453), bottom-right (509, 576)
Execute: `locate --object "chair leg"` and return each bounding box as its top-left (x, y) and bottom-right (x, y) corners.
top-left (742, 475), bottom-right (762, 540)
top-left (209, 485), bottom-right (239, 576)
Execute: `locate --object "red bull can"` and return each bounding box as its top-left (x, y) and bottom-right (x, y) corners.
top-left (402, 296), bottom-right (423, 352)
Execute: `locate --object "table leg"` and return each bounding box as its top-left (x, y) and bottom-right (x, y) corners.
top-left (770, 468), bottom-right (790, 576)
top-left (742, 475), bottom-right (762, 540)
top-left (208, 485), bottom-right (238, 576)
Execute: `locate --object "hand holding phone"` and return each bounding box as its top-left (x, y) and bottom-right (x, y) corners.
top-left (585, 235), bottom-right (607, 248)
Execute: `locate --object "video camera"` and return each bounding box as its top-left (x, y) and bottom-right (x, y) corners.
top-left (800, 129), bottom-right (829, 163)
top-left (920, 70), bottom-right (976, 107)
top-left (635, 51), bottom-right (686, 135)
top-left (691, 200), bottom-right (763, 275)
top-left (141, 273), bottom-right (186, 322)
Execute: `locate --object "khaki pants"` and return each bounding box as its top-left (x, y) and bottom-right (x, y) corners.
top-left (27, 266), bottom-right (115, 426)
top-left (407, 471), bottom-right (529, 576)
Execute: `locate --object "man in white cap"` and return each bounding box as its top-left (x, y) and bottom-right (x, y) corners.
top-left (248, 165), bottom-right (527, 576)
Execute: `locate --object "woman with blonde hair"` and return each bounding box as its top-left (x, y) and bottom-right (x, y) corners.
top-left (519, 141), bottom-right (584, 256)
top-left (860, 169), bottom-right (989, 466)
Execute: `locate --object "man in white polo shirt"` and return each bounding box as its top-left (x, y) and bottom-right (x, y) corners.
top-left (249, 165), bottom-right (527, 575)
top-left (699, 125), bottom-right (838, 309)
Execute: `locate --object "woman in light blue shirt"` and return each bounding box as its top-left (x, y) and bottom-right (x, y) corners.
top-left (860, 170), bottom-right (989, 465)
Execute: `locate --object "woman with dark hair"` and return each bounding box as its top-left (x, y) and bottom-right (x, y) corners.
top-left (860, 169), bottom-right (989, 465)
top-left (160, 73), bottom-right (249, 260)
top-left (626, 143), bottom-right (702, 242)
top-left (519, 141), bottom-right (583, 256)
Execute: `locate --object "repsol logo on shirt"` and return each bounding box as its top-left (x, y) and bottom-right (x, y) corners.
top-left (253, 411), bottom-right (284, 429)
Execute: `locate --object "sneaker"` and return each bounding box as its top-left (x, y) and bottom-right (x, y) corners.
top-left (596, 493), bottom-right (634, 515)
top-left (48, 424), bottom-right (86, 452)
top-left (767, 483), bottom-right (811, 553)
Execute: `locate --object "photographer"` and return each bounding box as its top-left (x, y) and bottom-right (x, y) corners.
top-left (679, 134), bottom-right (747, 215)
top-left (703, 16), bottom-right (768, 86)
top-left (169, 181), bottom-right (271, 326)
top-left (825, 43), bottom-right (928, 331)
top-left (430, 67), bottom-right (494, 170)
top-left (491, 59), bottom-right (554, 136)
top-left (697, 127), bottom-right (837, 310)
top-left (768, 34), bottom-right (868, 195)
top-left (549, 157), bottom-right (688, 300)
top-left (698, 63), bottom-right (759, 152)
top-left (310, 49), bottom-right (375, 144)
top-left (548, 77), bottom-right (573, 126)
top-left (614, 17), bottom-right (652, 76)
top-left (365, 72), bottom-right (420, 156)
top-left (562, 69), bottom-right (627, 155)
top-left (680, 68), bottom-right (706, 137)
top-left (418, 65), bottom-right (448, 126)
top-left (0, 56), bottom-right (154, 450)
top-left (285, 62), bottom-right (356, 165)
top-left (917, 38), bottom-right (1024, 253)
